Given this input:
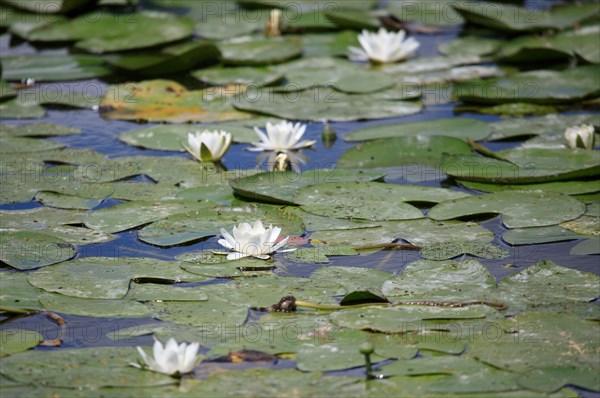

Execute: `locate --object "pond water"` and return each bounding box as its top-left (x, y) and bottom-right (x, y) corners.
top-left (0, 0), bottom-right (599, 397)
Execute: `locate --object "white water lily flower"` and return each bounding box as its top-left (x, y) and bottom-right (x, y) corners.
top-left (248, 121), bottom-right (316, 152)
top-left (183, 130), bottom-right (232, 162)
top-left (131, 338), bottom-right (201, 376)
top-left (349, 28), bottom-right (420, 64)
top-left (564, 124), bottom-right (595, 150)
top-left (216, 220), bottom-right (293, 260)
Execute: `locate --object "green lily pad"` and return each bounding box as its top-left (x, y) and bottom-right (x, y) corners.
top-left (272, 56), bottom-right (363, 91)
top-left (100, 80), bottom-right (251, 123)
top-left (330, 305), bottom-right (498, 334)
top-left (296, 329), bottom-right (387, 372)
top-left (324, 8), bottom-right (380, 30)
top-left (345, 118), bottom-right (491, 142)
top-left (438, 36), bottom-right (502, 57)
top-left (382, 258), bottom-right (495, 301)
top-left (0, 329), bottom-right (42, 357)
top-left (0, 347), bottom-right (175, 388)
top-left (497, 26), bottom-right (600, 64)
top-left (0, 0), bottom-right (89, 13)
top-left (452, 2), bottom-right (600, 32)
top-left (561, 215), bottom-right (599, 236)
top-left (459, 180), bottom-right (600, 196)
top-left (286, 208), bottom-right (380, 231)
top-left (39, 293), bottom-right (153, 318)
top-left (23, 226), bottom-right (116, 245)
top-left (294, 182), bottom-right (469, 221)
top-left (218, 37), bottom-right (303, 66)
top-left (105, 41), bottom-right (220, 77)
top-left (388, 1), bottom-right (464, 26)
top-left (0, 54), bottom-right (110, 82)
top-left (570, 237), bottom-right (600, 255)
top-left (470, 312), bottom-right (599, 372)
top-left (0, 80), bottom-right (17, 100)
top-left (0, 207), bottom-right (86, 230)
top-left (311, 266), bottom-right (393, 296)
top-left (0, 272), bottom-right (44, 310)
top-left (145, 298), bottom-right (249, 327)
top-left (0, 230), bottom-right (75, 270)
top-left (234, 87), bottom-right (422, 122)
top-left (517, 366), bottom-right (600, 393)
top-left (138, 204), bottom-right (304, 247)
top-left (119, 123), bottom-right (256, 152)
top-left (0, 136), bottom-right (64, 153)
top-left (474, 103), bottom-right (558, 117)
top-left (179, 251), bottom-right (276, 278)
top-left (309, 226), bottom-right (396, 248)
top-left (426, 368), bottom-right (522, 394)
top-left (194, 12), bottom-right (265, 40)
top-left (83, 200), bottom-right (214, 233)
top-left (428, 190), bottom-right (585, 228)
top-left (229, 169), bottom-right (385, 205)
top-left (0, 99), bottom-right (45, 119)
top-left (442, 148), bottom-right (600, 184)
top-left (381, 355), bottom-right (489, 377)
top-left (27, 11), bottom-right (194, 53)
top-left (454, 66), bottom-right (600, 104)
top-left (0, 123), bottom-right (79, 137)
top-left (34, 191), bottom-right (103, 210)
top-left (496, 260), bottom-right (600, 310)
top-left (27, 257), bottom-right (206, 299)
top-left (300, 31), bottom-right (359, 57)
top-left (421, 241), bottom-right (507, 261)
top-left (192, 65), bottom-right (283, 87)
top-left (488, 113), bottom-right (599, 141)
top-left (337, 136), bottom-right (472, 169)
top-left (502, 226), bottom-right (582, 245)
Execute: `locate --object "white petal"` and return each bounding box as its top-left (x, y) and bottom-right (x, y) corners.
top-left (227, 252), bottom-right (250, 260)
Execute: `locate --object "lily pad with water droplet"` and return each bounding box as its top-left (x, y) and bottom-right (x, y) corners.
top-left (345, 117), bottom-right (491, 142)
top-left (0, 230), bottom-right (75, 270)
top-left (428, 190), bottom-right (585, 228)
top-left (27, 257), bottom-right (206, 299)
top-left (337, 135), bottom-right (472, 169)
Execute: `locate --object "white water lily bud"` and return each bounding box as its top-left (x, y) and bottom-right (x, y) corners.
top-left (564, 124), bottom-right (595, 150)
top-left (348, 28), bottom-right (420, 64)
top-left (183, 130), bottom-right (232, 162)
top-left (131, 338), bottom-right (202, 376)
top-left (248, 120), bottom-right (316, 152)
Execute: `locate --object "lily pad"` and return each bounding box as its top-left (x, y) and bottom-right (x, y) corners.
top-left (294, 182), bottom-right (468, 221)
top-left (570, 237), bottom-right (600, 255)
top-left (487, 113), bottom-right (600, 141)
top-left (454, 66), bottom-right (600, 104)
top-left (459, 180), bottom-right (600, 196)
top-left (382, 258), bottom-right (495, 301)
top-left (345, 118), bottom-right (491, 142)
top-left (0, 54), bottom-right (110, 82)
top-left (27, 11), bottom-right (194, 53)
top-left (388, 1), bottom-right (464, 26)
top-left (234, 87), bottom-right (422, 122)
top-left (442, 149), bottom-right (600, 184)
top-left (218, 37), bottom-right (303, 66)
top-left (27, 257), bottom-right (206, 299)
top-left (0, 99), bottom-right (45, 119)
top-left (560, 215), bottom-right (599, 236)
top-left (100, 79), bottom-right (251, 123)
top-left (0, 0), bottom-right (89, 14)
top-left (438, 36), bottom-right (502, 57)
top-left (0, 207), bottom-right (86, 229)
top-left (518, 366), bottom-right (600, 393)
top-left (83, 200), bottom-right (214, 233)
top-left (300, 31), bottom-right (359, 57)
top-left (34, 191), bottom-right (103, 210)
top-left (502, 226), bottom-right (582, 245)
top-left (324, 8), bottom-right (380, 30)
top-left (0, 272), bottom-right (45, 310)
top-left (194, 12), bottom-right (265, 40)
top-left (0, 329), bottom-right (42, 357)
top-left (0, 136), bottom-right (65, 153)
top-left (0, 347), bottom-right (175, 388)
top-left (337, 136), bottom-right (472, 169)
top-left (138, 204), bottom-right (304, 247)
top-left (105, 41), bottom-right (221, 77)
top-left (192, 65), bottom-right (283, 87)
top-left (0, 230), bottom-right (75, 270)
top-left (452, 2), bottom-right (600, 32)
top-left (428, 190), bottom-right (585, 228)
top-left (38, 293), bottom-right (153, 318)
top-left (229, 169), bottom-right (385, 205)
top-left (119, 123), bottom-right (256, 151)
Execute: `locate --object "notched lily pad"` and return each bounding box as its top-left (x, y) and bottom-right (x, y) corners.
top-left (0, 230), bottom-right (75, 270)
